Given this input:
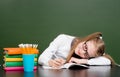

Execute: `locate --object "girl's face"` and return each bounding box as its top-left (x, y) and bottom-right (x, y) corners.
top-left (75, 41), bottom-right (97, 59)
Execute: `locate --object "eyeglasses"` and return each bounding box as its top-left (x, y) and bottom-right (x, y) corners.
top-left (82, 41), bottom-right (90, 59)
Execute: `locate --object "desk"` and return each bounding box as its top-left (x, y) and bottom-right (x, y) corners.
top-left (1, 65), bottom-right (120, 77)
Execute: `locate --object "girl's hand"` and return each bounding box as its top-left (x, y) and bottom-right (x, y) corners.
top-left (48, 58), bottom-right (66, 68)
top-left (69, 57), bottom-right (88, 64)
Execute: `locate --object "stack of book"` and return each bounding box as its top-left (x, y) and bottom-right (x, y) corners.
top-left (3, 48), bottom-right (39, 71)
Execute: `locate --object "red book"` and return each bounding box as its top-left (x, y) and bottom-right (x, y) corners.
top-left (4, 66), bottom-right (37, 71)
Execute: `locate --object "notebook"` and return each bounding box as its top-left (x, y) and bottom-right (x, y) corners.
top-left (42, 63), bottom-right (89, 70)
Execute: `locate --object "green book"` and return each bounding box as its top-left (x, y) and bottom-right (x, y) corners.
top-left (4, 61), bottom-right (37, 67)
top-left (5, 54), bottom-right (38, 58)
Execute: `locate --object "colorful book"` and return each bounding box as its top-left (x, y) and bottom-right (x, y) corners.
top-left (3, 48), bottom-right (39, 55)
top-left (3, 61), bottom-right (37, 67)
top-left (4, 66), bottom-right (37, 71)
top-left (5, 54), bottom-right (38, 58)
top-left (4, 57), bottom-right (37, 62)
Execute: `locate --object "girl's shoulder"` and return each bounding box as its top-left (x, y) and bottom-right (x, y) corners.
top-left (52, 34), bottom-right (75, 42)
top-left (57, 34), bottom-right (75, 39)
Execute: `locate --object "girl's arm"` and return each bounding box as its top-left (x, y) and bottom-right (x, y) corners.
top-left (38, 34), bottom-right (71, 66)
top-left (69, 56), bottom-right (111, 65)
top-left (87, 56), bottom-right (111, 65)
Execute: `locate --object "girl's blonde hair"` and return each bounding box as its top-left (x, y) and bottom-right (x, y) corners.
top-left (66, 32), bottom-right (115, 66)
top-left (103, 54), bottom-right (116, 66)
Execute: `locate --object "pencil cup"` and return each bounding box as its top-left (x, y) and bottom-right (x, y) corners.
top-left (24, 71), bottom-right (34, 77)
top-left (23, 54), bottom-right (35, 72)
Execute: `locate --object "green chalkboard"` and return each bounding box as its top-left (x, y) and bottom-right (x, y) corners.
top-left (0, 0), bottom-right (120, 64)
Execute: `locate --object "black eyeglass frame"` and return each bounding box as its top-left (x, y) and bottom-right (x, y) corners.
top-left (83, 41), bottom-right (95, 59)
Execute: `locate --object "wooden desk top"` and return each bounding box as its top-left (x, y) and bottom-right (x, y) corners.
top-left (1, 65), bottom-right (120, 77)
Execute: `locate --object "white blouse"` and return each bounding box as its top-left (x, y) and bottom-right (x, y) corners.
top-left (38, 34), bottom-right (111, 66)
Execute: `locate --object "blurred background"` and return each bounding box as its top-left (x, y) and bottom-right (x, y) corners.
top-left (0, 0), bottom-right (120, 64)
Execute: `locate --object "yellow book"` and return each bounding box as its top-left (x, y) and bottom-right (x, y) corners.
top-left (4, 57), bottom-right (37, 62)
